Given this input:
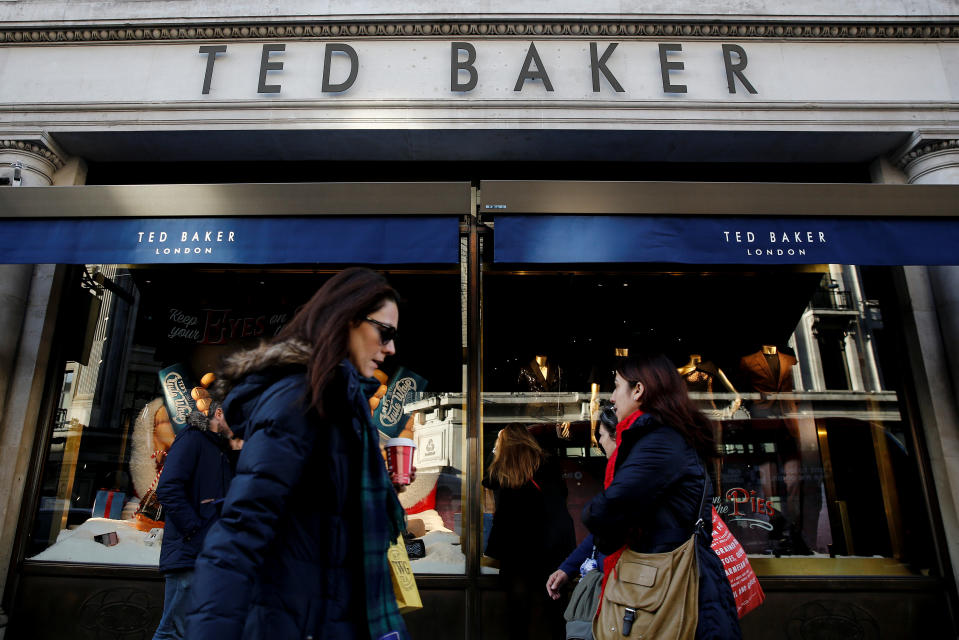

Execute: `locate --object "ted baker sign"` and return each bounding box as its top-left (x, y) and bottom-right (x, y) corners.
top-left (196, 41), bottom-right (759, 97)
top-left (723, 228), bottom-right (828, 258)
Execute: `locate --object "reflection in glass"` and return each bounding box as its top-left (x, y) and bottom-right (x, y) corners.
top-left (481, 265), bottom-right (935, 577)
top-left (28, 267), bottom-right (467, 573)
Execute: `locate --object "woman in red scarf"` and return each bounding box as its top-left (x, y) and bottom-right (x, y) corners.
top-left (582, 352), bottom-right (741, 640)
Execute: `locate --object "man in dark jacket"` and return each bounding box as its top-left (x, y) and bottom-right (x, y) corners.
top-left (152, 401), bottom-right (239, 640)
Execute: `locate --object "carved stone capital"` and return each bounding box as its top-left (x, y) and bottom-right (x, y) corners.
top-left (895, 136), bottom-right (959, 184)
top-left (0, 137), bottom-right (66, 186)
top-left (0, 139), bottom-right (65, 170)
top-left (896, 138), bottom-right (959, 170)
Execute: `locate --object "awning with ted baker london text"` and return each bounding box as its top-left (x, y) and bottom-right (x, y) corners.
top-left (494, 215), bottom-right (959, 265)
top-left (0, 216), bottom-right (459, 264)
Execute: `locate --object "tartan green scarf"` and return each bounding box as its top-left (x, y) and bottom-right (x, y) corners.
top-left (353, 365), bottom-right (410, 640)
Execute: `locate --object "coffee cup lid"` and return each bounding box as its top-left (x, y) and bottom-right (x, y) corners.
top-left (386, 437), bottom-right (416, 448)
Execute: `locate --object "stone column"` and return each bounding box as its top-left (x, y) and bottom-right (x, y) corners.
top-left (0, 134), bottom-right (76, 639)
top-left (897, 138), bottom-right (959, 185)
top-left (0, 137), bottom-right (65, 187)
top-left (899, 136), bottom-right (959, 406)
top-left (889, 133), bottom-right (959, 588)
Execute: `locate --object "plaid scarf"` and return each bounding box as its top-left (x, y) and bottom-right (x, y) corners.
top-left (349, 363), bottom-right (410, 640)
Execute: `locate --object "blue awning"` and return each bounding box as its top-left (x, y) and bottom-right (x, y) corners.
top-left (0, 216), bottom-right (458, 264)
top-left (494, 215), bottom-right (959, 265)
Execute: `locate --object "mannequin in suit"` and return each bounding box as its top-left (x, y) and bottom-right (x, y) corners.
top-left (738, 345), bottom-right (808, 554)
top-left (517, 354), bottom-right (562, 393)
top-left (738, 345), bottom-right (798, 419)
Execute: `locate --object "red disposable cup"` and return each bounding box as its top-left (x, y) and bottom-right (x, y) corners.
top-left (386, 437), bottom-right (416, 485)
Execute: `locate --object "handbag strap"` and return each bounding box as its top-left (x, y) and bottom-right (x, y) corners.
top-left (693, 461), bottom-right (709, 537)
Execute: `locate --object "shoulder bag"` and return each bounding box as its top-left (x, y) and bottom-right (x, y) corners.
top-left (593, 473), bottom-right (707, 640)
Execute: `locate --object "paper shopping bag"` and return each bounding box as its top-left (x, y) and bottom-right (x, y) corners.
top-left (711, 507), bottom-right (765, 618)
top-left (388, 535), bottom-right (423, 614)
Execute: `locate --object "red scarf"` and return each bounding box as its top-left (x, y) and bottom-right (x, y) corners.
top-left (598, 409), bottom-right (644, 610)
top-left (603, 409), bottom-right (643, 490)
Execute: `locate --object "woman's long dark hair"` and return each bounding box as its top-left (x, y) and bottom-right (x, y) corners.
top-left (616, 352), bottom-right (718, 460)
top-left (275, 267), bottom-right (398, 417)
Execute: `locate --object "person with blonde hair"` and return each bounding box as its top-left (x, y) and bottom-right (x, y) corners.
top-left (484, 423), bottom-right (576, 640)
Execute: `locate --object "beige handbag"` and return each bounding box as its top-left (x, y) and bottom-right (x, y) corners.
top-left (593, 475), bottom-right (707, 640)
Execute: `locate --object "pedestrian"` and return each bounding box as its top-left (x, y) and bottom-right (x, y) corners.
top-left (153, 400), bottom-right (238, 640)
top-left (582, 352), bottom-right (741, 639)
top-left (187, 267), bottom-right (410, 640)
top-left (483, 423), bottom-right (576, 640)
top-left (545, 406), bottom-right (616, 602)
top-left (545, 405), bottom-right (616, 640)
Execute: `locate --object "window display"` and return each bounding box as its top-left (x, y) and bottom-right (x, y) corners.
top-left (27, 266), bottom-right (467, 574)
top-left (20, 259), bottom-right (940, 579)
top-left (481, 265), bottom-right (935, 576)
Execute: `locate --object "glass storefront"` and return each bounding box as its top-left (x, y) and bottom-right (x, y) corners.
top-left (479, 264), bottom-right (935, 577)
top-left (26, 265), bottom-right (468, 574)
top-left (24, 260), bottom-right (940, 579)
top-left (6, 180), bottom-right (958, 640)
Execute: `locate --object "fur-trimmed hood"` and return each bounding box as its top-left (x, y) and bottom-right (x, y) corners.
top-left (212, 339), bottom-right (312, 401)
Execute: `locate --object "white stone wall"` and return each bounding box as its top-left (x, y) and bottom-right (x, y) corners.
top-left (0, 39), bottom-right (955, 134)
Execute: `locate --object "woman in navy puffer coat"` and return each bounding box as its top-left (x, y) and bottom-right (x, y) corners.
top-left (582, 352), bottom-right (741, 640)
top-left (187, 268), bottom-right (409, 640)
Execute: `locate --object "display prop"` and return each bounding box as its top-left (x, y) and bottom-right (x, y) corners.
top-left (134, 488), bottom-right (165, 529)
top-left (158, 363), bottom-right (198, 434)
top-left (92, 531), bottom-right (119, 547)
top-left (404, 535), bottom-right (427, 560)
top-left (711, 507), bottom-right (765, 618)
top-left (143, 528), bottom-right (163, 547)
top-left (373, 367), bottom-right (428, 438)
top-left (386, 438), bottom-right (416, 486)
top-left (91, 489), bottom-right (125, 520)
top-left (388, 534), bottom-right (423, 614)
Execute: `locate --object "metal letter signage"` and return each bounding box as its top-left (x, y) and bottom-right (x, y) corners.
top-left (190, 40), bottom-right (756, 98)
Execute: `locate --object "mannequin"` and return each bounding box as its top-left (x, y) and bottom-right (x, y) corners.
top-left (678, 354), bottom-right (740, 494)
top-left (517, 354), bottom-right (562, 392)
top-left (738, 344), bottom-right (809, 554)
top-left (536, 355), bottom-right (548, 381)
top-left (739, 345), bottom-right (798, 417)
top-left (677, 354), bottom-right (742, 415)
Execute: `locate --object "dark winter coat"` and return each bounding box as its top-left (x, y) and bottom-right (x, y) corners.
top-left (558, 533), bottom-right (606, 579)
top-left (186, 341), bottom-right (395, 640)
top-left (582, 413), bottom-right (742, 640)
top-left (155, 425), bottom-right (235, 573)
top-left (483, 455), bottom-right (577, 575)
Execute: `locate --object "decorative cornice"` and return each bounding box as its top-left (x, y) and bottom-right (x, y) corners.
top-left (896, 139), bottom-right (959, 170)
top-left (0, 139), bottom-right (65, 169)
top-left (0, 19), bottom-right (956, 45)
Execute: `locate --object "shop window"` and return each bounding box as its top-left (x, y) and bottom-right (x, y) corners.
top-left (27, 265), bottom-right (467, 574)
top-left (480, 265), bottom-right (935, 577)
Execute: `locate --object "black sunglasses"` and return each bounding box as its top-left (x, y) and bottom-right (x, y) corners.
top-left (364, 317), bottom-right (398, 344)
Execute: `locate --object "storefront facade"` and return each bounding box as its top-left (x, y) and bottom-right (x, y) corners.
top-left (1, 2), bottom-right (958, 638)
